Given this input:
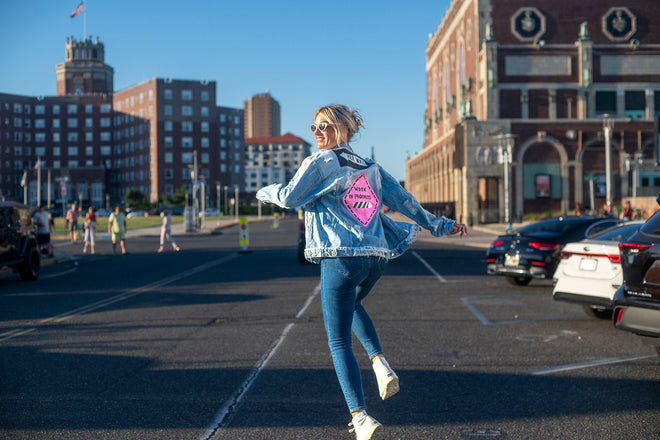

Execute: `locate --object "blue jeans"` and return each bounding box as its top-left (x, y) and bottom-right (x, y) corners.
top-left (320, 256), bottom-right (388, 412)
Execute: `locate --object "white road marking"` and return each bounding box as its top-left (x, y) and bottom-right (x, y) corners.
top-left (526, 353), bottom-right (657, 375)
top-left (0, 254), bottom-right (238, 342)
top-left (412, 251), bottom-right (447, 282)
top-left (200, 281), bottom-right (322, 440)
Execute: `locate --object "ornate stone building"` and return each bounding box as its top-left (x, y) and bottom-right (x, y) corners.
top-left (407, 0), bottom-right (660, 224)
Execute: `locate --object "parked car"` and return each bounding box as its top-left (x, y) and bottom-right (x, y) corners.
top-left (552, 221), bottom-right (644, 319)
top-left (95, 208), bottom-right (112, 217)
top-left (0, 202), bottom-right (40, 281)
top-left (613, 208), bottom-right (660, 355)
top-left (486, 216), bottom-right (619, 286)
top-left (126, 210), bottom-right (147, 218)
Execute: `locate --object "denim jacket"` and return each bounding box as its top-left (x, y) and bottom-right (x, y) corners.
top-left (256, 144), bottom-right (455, 263)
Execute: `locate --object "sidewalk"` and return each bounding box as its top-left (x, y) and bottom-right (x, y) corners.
top-left (43, 216), bottom-right (263, 266)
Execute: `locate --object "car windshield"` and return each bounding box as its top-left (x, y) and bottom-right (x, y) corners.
top-left (517, 218), bottom-right (586, 235)
top-left (590, 222), bottom-right (642, 241)
top-left (640, 209), bottom-right (660, 235)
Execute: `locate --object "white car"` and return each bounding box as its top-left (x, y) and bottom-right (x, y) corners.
top-left (552, 221), bottom-right (644, 319)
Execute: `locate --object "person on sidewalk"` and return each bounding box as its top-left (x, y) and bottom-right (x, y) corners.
top-left (66, 203), bottom-right (79, 243)
top-left (33, 205), bottom-right (53, 257)
top-left (108, 206), bottom-right (127, 255)
top-left (83, 206), bottom-right (97, 255)
top-left (257, 104), bottom-right (467, 440)
top-left (158, 210), bottom-right (180, 253)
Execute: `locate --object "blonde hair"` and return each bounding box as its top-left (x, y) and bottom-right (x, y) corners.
top-left (314, 104), bottom-right (363, 146)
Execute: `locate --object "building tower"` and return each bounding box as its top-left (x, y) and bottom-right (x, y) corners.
top-left (55, 36), bottom-right (114, 96)
top-left (243, 92), bottom-right (281, 138)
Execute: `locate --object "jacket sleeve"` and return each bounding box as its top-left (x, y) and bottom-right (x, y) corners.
top-left (256, 155), bottom-right (329, 209)
top-left (379, 167), bottom-right (455, 237)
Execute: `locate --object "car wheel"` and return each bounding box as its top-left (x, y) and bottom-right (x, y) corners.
top-left (19, 246), bottom-right (40, 281)
top-left (582, 305), bottom-right (613, 320)
top-left (506, 276), bottom-right (531, 286)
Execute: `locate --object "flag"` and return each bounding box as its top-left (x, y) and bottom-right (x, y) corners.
top-left (34, 158), bottom-right (40, 176)
top-left (70, 2), bottom-right (83, 18)
top-left (20, 170), bottom-right (27, 188)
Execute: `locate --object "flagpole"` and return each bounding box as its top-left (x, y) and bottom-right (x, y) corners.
top-left (37, 157), bottom-right (41, 206)
top-left (48, 170), bottom-right (52, 209)
top-left (83, 0), bottom-right (87, 40)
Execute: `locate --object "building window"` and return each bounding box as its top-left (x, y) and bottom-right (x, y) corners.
top-left (164, 105), bottom-right (173, 116)
top-left (164, 120), bottom-right (173, 131)
top-left (164, 89), bottom-right (172, 100)
top-left (35, 105), bottom-right (45, 114)
top-left (182, 121), bottom-right (193, 132)
top-left (182, 90), bottom-right (193, 100)
top-left (52, 105), bottom-right (60, 114)
top-left (86, 146), bottom-right (93, 156)
top-left (595, 91), bottom-right (617, 115)
top-left (625, 90), bottom-right (646, 119)
top-left (68, 146), bottom-right (78, 156)
top-left (101, 104), bottom-right (111, 113)
top-left (165, 169), bottom-right (173, 179)
top-left (182, 105), bottom-right (193, 116)
top-left (100, 117), bottom-right (111, 127)
top-left (67, 133), bottom-right (78, 142)
top-left (67, 104), bottom-right (77, 114)
top-left (201, 137), bottom-right (209, 148)
top-left (101, 146), bottom-right (111, 155)
top-left (100, 132), bottom-right (111, 141)
top-left (201, 106), bottom-right (209, 117)
top-left (202, 153), bottom-right (209, 164)
top-left (201, 91), bottom-right (209, 101)
top-left (182, 152), bottom-right (193, 164)
top-left (68, 118), bottom-right (78, 128)
top-left (165, 152), bottom-right (173, 163)
top-left (85, 104), bottom-right (93, 114)
top-left (165, 136), bottom-right (173, 147)
top-left (182, 137), bottom-right (193, 148)
top-left (201, 122), bottom-right (209, 132)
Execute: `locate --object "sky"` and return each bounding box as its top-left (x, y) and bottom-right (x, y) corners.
top-left (0, 0), bottom-right (452, 181)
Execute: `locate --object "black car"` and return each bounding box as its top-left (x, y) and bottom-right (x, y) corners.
top-left (486, 216), bottom-right (619, 286)
top-left (614, 207), bottom-right (660, 355)
top-left (0, 202), bottom-right (40, 281)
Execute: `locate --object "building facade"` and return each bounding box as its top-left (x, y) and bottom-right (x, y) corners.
top-left (407, 0), bottom-right (660, 224)
top-left (0, 37), bottom-right (245, 208)
top-left (243, 93), bottom-right (281, 138)
top-left (244, 133), bottom-right (311, 194)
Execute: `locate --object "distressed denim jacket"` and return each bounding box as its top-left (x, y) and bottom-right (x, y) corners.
top-left (256, 144), bottom-right (455, 263)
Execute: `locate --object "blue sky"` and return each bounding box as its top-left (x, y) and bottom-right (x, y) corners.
top-left (0, 0), bottom-right (452, 181)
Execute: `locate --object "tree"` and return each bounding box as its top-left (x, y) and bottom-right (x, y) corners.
top-left (124, 188), bottom-right (148, 209)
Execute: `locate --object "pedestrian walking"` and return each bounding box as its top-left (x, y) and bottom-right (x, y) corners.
top-left (66, 203), bottom-right (79, 243)
top-left (33, 205), bottom-right (53, 257)
top-left (158, 210), bottom-right (180, 253)
top-left (108, 206), bottom-right (127, 255)
top-left (257, 104), bottom-right (468, 440)
top-left (83, 206), bottom-right (97, 254)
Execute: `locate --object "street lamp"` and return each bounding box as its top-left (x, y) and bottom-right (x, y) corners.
top-left (223, 185), bottom-right (228, 217)
top-left (625, 152), bottom-right (643, 210)
top-left (602, 114), bottom-right (614, 215)
top-left (497, 134), bottom-right (516, 226)
top-left (216, 182), bottom-right (221, 225)
top-left (234, 184), bottom-right (239, 221)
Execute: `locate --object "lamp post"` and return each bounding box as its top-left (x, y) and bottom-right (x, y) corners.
top-left (234, 184), bottom-right (239, 221)
top-left (497, 134), bottom-right (516, 226)
top-left (223, 185), bottom-right (228, 217)
top-left (602, 114), bottom-right (614, 215)
top-left (625, 152), bottom-right (643, 210)
top-left (216, 182), bottom-right (221, 225)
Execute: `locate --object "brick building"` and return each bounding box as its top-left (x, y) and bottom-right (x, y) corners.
top-left (407, 0), bottom-right (660, 224)
top-left (243, 93), bottom-right (281, 138)
top-left (0, 36), bottom-right (245, 208)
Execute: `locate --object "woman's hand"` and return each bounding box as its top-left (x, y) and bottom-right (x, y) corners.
top-left (451, 223), bottom-right (468, 237)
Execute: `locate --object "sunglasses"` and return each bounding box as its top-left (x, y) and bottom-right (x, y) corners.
top-left (310, 122), bottom-right (331, 133)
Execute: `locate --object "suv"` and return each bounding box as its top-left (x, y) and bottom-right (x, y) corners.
top-left (0, 202), bottom-right (40, 281)
top-left (614, 205), bottom-right (660, 355)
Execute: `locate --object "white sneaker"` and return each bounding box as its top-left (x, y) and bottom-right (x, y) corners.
top-left (348, 411), bottom-right (382, 440)
top-left (372, 356), bottom-right (399, 400)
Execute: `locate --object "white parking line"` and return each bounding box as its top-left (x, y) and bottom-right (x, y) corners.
top-left (0, 254), bottom-right (238, 342)
top-left (526, 353), bottom-right (657, 375)
top-left (200, 281), bottom-right (322, 440)
top-left (412, 251), bottom-right (447, 282)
